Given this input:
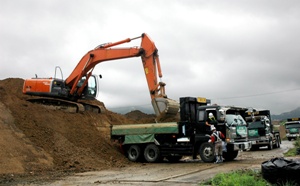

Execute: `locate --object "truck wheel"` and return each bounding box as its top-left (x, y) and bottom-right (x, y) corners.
top-left (276, 137), bottom-right (280, 148)
top-left (199, 142), bottom-right (215, 163)
top-left (127, 145), bottom-right (142, 162)
top-left (288, 138), bottom-right (291, 141)
top-left (268, 140), bottom-right (273, 150)
top-left (144, 144), bottom-right (161, 163)
top-left (223, 150), bottom-right (238, 161)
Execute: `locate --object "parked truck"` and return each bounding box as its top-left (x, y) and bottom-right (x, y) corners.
top-left (111, 97), bottom-right (252, 163)
top-left (285, 118), bottom-right (300, 141)
top-left (245, 109), bottom-right (281, 150)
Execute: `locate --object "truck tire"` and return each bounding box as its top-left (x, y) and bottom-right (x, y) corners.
top-left (223, 150), bottom-right (238, 161)
top-left (199, 142), bottom-right (215, 163)
top-left (275, 137), bottom-right (280, 148)
top-left (268, 140), bottom-right (273, 150)
top-left (144, 144), bottom-right (161, 163)
top-left (127, 145), bottom-right (142, 162)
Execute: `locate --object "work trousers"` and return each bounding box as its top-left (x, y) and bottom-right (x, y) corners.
top-left (214, 141), bottom-right (223, 156)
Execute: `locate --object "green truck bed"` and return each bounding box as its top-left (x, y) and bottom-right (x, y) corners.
top-left (111, 122), bottom-right (179, 135)
top-left (111, 122), bottom-right (179, 144)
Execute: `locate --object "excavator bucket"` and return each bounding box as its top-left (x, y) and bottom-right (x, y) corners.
top-left (152, 98), bottom-right (180, 121)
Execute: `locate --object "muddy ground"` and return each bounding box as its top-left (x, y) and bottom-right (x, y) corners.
top-left (37, 140), bottom-right (297, 186)
top-left (0, 78), bottom-right (163, 184)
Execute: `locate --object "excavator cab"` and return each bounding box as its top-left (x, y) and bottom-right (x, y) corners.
top-left (81, 75), bottom-right (101, 100)
top-left (23, 72), bottom-right (100, 101)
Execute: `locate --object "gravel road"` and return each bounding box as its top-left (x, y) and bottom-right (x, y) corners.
top-left (24, 140), bottom-right (297, 186)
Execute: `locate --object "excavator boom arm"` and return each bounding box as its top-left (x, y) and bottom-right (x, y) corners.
top-left (66, 47), bottom-right (142, 95)
top-left (66, 33), bottom-right (167, 101)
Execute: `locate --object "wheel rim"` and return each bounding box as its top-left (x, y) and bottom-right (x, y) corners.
top-left (148, 149), bottom-right (155, 158)
top-left (130, 149), bottom-right (138, 157)
top-left (203, 146), bottom-right (213, 157)
top-left (127, 145), bottom-right (141, 161)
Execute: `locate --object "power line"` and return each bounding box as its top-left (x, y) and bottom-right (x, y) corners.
top-left (107, 88), bottom-right (300, 110)
top-left (212, 88), bottom-right (300, 100)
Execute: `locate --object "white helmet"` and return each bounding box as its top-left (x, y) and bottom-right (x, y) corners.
top-left (209, 113), bottom-right (214, 118)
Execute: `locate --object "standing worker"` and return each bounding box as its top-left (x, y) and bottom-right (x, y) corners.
top-left (206, 113), bottom-right (218, 133)
top-left (209, 126), bottom-right (225, 163)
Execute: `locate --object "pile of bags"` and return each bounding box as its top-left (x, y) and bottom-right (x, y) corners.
top-left (261, 157), bottom-right (300, 184)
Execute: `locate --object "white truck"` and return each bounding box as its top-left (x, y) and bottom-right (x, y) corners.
top-left (245, 109), bottom-right (281, 150)
top-left (285, 118), bottom-right (300, 141)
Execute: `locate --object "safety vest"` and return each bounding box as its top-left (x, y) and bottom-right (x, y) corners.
top-left (210, 117), bottom-right (216, 122)
top-left (213, 131), bottom-right (222, 142)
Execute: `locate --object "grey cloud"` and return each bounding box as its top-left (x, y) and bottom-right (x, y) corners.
top-left (1, 0), bottom-right (300, 115)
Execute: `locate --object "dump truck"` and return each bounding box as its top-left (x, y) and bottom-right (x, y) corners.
top-left (285, 118), bottom-right (300, 141)
top-left (245, 109), bottom-right (281, 150)
top-left (111, 97), bottom-right (252, 163)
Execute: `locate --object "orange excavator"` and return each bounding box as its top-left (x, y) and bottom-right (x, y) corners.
top-left (23, 33), bottom-right (179, 119)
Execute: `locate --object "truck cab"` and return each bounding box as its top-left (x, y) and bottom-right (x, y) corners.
top-left (196, 105), bottom-right (251, 160)
top-left (285, 118), bottom-right (300, 141)
top-left (245, 110), bottom-right (281, 150)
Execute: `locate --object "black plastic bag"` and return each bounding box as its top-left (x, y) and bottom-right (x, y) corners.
top-left (261, 157), bottom-right (300, 185)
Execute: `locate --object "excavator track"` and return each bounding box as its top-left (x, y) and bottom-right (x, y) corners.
top-left (26, 97), bottom-right (105, 113)
top-left (78, 100), bottom-right (106, 113)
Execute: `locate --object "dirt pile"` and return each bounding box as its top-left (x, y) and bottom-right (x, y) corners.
top-left (125, 110), bottom-right (156, 123)
top-left (0, 78), bottom-right (157, 178)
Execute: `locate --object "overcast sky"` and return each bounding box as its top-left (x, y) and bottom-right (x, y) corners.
top-left (1, 0), bottom-right (300, 115)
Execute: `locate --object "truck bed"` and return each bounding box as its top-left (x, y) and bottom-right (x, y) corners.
top-left (111, 122), bottom-right (178, 136)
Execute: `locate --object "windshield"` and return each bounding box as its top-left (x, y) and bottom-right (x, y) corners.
top-left (226, 114), bottom-right (246, 126)
top-left (248, 121), bottom-right (265, 129)
top-left (285, 123), bottom-right (300, 129)
top-left (88, 77), bottom-right (97, 96)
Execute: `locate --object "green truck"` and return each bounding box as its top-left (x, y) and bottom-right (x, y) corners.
top-left (245, 110), bottom-right (281, 150)
top-left (285, 118), bottom-right (300, 141)
top-left (111, 97), bottom-right (252, 163)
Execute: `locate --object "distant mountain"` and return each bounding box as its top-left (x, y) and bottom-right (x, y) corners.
top-left (107, 105), bottom-right (154, 115)
top-left (109, 105), bottom-right (300, 121)
top-left (272, 107), bottom-right (300, 121)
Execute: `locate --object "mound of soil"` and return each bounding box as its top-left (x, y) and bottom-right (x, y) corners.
top-left (125, 110), bottom-right (156, 123)
top-left (0, 78), bottom-right (158, 182)
top-left (125, 110), bottom-right (180, 123)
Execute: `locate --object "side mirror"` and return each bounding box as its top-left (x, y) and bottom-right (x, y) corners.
top-left (219, 109), bottom-right (225, 115)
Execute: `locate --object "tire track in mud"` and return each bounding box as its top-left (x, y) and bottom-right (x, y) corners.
top-left (22, 140), bottom-right (296, 186)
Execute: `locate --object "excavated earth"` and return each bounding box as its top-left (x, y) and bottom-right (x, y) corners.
top-left (0, 78), bottom-right (171, 184)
